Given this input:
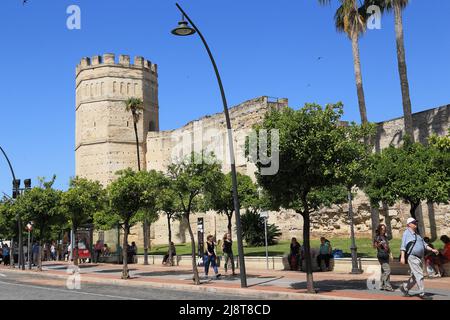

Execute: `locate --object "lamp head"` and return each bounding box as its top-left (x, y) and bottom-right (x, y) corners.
top-left (171, 19), bottom-right (196, 36)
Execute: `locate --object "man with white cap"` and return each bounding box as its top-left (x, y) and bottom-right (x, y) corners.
top-left (400, 217), bottom-right (439, 299)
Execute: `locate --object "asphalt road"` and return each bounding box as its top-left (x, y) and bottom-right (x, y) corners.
top-left (0, 272), bottom-right (249, 300)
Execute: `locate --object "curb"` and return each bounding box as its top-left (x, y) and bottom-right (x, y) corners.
top-left (0, 268), bottom-right (359, 300)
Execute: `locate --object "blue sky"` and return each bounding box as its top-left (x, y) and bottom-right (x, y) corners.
top-left (0, 0), bottom-right (449, 194)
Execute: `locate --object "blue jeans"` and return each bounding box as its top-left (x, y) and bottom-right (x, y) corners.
top-left (204, 255), bottom-right (218, 275)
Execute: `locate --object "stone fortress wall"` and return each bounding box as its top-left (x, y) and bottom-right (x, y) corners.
top-left (75, 54), bottom-right (449, 249)
top-left (139, 102), bottom-right (450, 246)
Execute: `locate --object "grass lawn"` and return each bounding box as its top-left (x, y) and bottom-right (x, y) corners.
top-left (140, 237), bottom-right (443, 258)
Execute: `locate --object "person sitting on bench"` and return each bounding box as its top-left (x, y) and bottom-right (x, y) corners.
top-left (317, 237), bottom-right (332, 271)
top-left (162, 242), bottom-right (176, 266)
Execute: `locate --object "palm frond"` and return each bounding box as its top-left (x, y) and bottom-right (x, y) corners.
top-left (124, 97), bottom-right (144, 123)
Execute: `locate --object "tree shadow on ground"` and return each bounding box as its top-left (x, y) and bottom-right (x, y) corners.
top-left (247, 276), bottom-right (284, 287)
top-left (290, 280), bottom-right (406, 292)
top-left (42, 263), bottom-right (100, 269)
top-left (94, 268), bottom-right (138, 273)
top-left (134, 270), bottom-right (193, 277)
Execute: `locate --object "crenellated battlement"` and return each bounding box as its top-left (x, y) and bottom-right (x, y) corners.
top-left (76, 53), bottom-right (158, 75)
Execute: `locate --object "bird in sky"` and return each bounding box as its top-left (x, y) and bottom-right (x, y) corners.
top-left (317, 57), bottom-right (324, 60)
top-left (23, 0), bottom-right (28, 5)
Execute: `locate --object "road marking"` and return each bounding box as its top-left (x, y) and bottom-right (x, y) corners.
top-left (0, 280), bottom-right (141, 300)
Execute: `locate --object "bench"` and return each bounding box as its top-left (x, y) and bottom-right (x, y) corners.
top-left (98, 254), bottom-right (122, 264)
top-left (282, 249), bottom-right (335, 272)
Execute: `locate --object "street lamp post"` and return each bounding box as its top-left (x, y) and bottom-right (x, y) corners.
top-left (348, 190), bottom-right (363, 274)
top-left (171, 3), bottom-right (247, 288)
top-left (0, 146), bottom-right (25, 270)
top-left (26, 222), bottom-right (33, 270)
top-left (260, 211), bottom-right (269, 270)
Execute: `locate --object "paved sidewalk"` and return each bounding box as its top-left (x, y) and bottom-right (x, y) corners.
top-left (1, 261), bottom-right (449, 300)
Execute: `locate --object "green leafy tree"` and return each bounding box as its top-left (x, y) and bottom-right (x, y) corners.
top-left (95, 169), bottom-right (147, 279)
top-left (429, 130), bottom-right (450, 200)
top-left (135, 170), bottom-right (167, 265)
top-left (251, 103), bottom-right (359, 293)
top-left (333, 122), bottom-right (375, 267)
top-left (13, 176), bottom-right (63, 270)
top-left (365, 139), bottom-right (449, 235)
top-left (157, 179), bottom-right (183, 264)
top-left (240, 210), bottom-right (281, 246)
top-left (206, 172), bottom-right (259, 237)
top-left (0, 198), bottom-right (16, 241)
top-left (61, 177), bottom-right (106, 266)
top-left (168, 152), bottom-right (222, 285)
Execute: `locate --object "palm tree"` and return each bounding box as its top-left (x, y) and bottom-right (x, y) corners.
top-left (319, 0), bottom-right (368, 126)
top-left (370, 0), bottom-right (414, 140)
top-left (124, 97), bottom-right (147, 263)
top-left (124, 97), bottom-right (144, 171)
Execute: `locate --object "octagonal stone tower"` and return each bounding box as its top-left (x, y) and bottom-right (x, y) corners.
top-left (75, 54), bottom-right (159, 186)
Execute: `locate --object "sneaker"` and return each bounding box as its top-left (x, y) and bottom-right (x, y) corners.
top-left (384, 287), bottom-right (394, 292)
top-left (216, 273), bottom-right (221, 279)
top-left (419, 294), bottom-right (432, 300)
top-left (399, 284), bottom-right (410, 297)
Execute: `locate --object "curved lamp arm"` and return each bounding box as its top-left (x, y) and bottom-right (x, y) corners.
top-left (0, 145), bottom-right (17, 183)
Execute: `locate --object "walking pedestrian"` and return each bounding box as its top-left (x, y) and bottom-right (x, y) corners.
top-left (373, 224), bottom-right (393, 291)
top-left (288, 237), bottom-right (302, 271)
top-left (50, 242), bottom-right (56, 261)
top-left (32, 242), bottom-right (39, 266)
top-left (399, 218), bottom-right (439, 300)
top-left (2, 244), bottom-right (10, 266)
top-left (204, 235), bottom-right (221, 279)
top-left (222, 233), bottom-right (236, 276)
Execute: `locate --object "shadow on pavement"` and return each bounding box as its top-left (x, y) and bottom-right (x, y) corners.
top-left (134, 270), bottom-right (193, 277)
top-left (248, 276), bottom-right (284, 288)
top-left (290, 280), bottom-right (406, 292)
top-left (94, 268), bottom-right (138, 273)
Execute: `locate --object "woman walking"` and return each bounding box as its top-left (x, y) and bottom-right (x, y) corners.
top-left (373, 224), bottom-right (393, 291)
top-left (222, 233), bottom-right (236, 276)
top-left (204, 235), bottom-right (221, 279)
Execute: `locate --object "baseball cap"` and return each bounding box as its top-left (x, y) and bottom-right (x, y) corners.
top-left (406, 217), bottom-right (417, 225)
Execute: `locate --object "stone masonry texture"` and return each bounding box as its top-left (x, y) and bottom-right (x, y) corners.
top-left (76, 54), bottom-right (450, 248)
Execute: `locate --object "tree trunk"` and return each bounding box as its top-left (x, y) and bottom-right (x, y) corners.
top-left (73, 227), bottom-right (79, 266)
top-left (227, 213), bottom-right (233, 237)
top-left (18, 217), bottom-right (24, 270)
top-left (186, 214), bottom-right (200, 285)
top-left (122, 224), bottom-right (130, 279)
top-left (10, 239), bottom-right (14, 269)
top-left (348, 190), bottom-right (360, 273)
top-left (394, 2), bottom-right (414, 141)
top-left (143, 220), bottom-right (148, 265)
top-left (133, 118), bottom-right (141, 171)
top-left (301, 211), bottom-right (315, 294)
top-left (351, 31), bottom-right (368, 126)
top-left (38, 240), bottom-right (42, 271)
top-left (410, 202), bottom-right (422, 236)
top-left (370, 206), bottom-right (380, 240)
top-left (167, 214), bottom-right (173, 265)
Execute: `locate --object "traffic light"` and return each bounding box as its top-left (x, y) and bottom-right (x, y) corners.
top-left (24, 179), bottom-right (31, 190)
top-left (12, 179), bottom-right (20, 198)
top-left (13, 179), bottom-right (20, 189)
